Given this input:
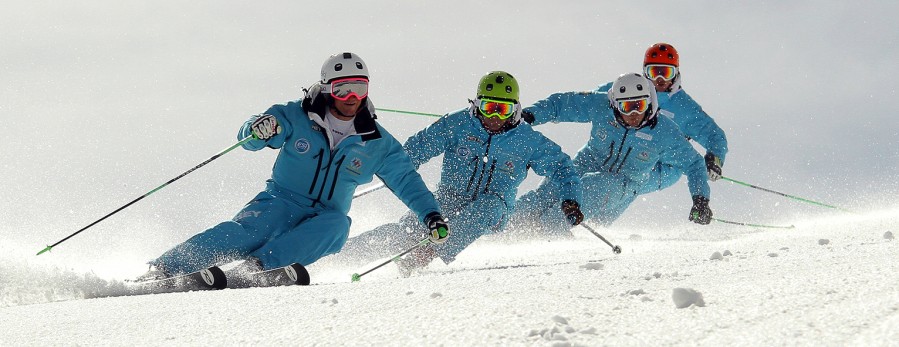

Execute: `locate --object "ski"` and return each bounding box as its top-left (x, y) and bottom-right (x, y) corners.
top-left (225, 263), bottom-right (310, 289)
top-left (125, 266), bottom-right (228, 295)
top-left (95, 263), bottom-right (307, 298)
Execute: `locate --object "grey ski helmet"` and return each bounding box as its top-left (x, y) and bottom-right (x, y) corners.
top-left (321, 52), bottom-right (369, 83)
top-left (607, 73), bottom-right (659, 128)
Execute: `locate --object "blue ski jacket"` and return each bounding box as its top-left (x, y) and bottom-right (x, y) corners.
top-left (597, 82), bottom-right (728, 163)
top-left (405, 108), bottom-right (582, 212)
top-left (525, 91), bottom-right (710, 200)
top-left (238, 89), bottom-right (440, 223)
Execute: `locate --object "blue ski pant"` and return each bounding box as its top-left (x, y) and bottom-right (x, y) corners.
top-left (151, 189), bottom-right (350, 275)
top-left (509, 172), bottom-right (638, 236)
top-left (635, 162), bottom-right (681, 195)
top-left (341, 190), bottom-right (507, 265)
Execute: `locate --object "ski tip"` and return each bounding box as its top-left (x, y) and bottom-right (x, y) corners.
top-left (36, 245), bottom-right (52, 256)
top-left (351, 273), bottom-right (361, 282)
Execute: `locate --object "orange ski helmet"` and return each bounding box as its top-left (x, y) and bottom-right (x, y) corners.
top-left (644, 43), bottom-right (679, 67)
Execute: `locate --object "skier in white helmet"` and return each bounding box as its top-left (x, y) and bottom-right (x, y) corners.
top-left (509, 73), bottom-right (713, 235)
top-left (141, 52), bottom-right (448, 280)
top-left (596, 43), bottom-right (728, 193)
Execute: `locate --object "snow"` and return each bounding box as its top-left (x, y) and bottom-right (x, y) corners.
top-left (3, 1), bottom-right (899, 346)
top-left (671, 288), bottom-right (705, 309)
top-left (3, 208), bottom-right (898, 345)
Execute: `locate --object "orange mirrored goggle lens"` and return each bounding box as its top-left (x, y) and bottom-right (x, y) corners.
top-left (617, 98), bottom-right (649, 114)
top-left (478, 99), bottom-right (515, 119)
top-left (644, 64), bottom-right (677, 81)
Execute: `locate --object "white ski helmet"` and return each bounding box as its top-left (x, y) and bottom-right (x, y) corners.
top-left (607, 73), bottom-right (659, 128)
top-left (320, 52), bottom-right (369, 83)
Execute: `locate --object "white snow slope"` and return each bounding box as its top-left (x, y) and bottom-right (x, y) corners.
top-left (3, 1), bottom-right (899, 346)
top-left (2, 207), bottom-right (897, 346)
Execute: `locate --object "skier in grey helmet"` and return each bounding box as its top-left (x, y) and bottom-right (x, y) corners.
top-left (509, 72), bottom-right (713, 236)
top-left (140, 52), bottom-right (448, 280)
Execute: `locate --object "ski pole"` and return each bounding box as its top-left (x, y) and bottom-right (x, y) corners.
top-left (720, 176), bottom-right (854, 213)
top-left (37, 135), bottom-right (256, 256)
top-left (351, 238), bottom-right (431, 282)
top-left (581, 223), bottom-right (622, 254)
top-left (355, 108), bottom-right (443, 199)
top-left (375, 108), bottom-right (441, 118)
top-left (713, 218), bottom-right (795, 229)
top-left (353, 182), bottom-right (386, 199)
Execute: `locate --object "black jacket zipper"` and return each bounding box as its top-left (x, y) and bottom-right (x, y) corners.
top-left (308, 126), bottom-right (346, 207)
top-left (308, 149), bottom-right (325, 195)
top-left (605, 128), bottom-right (632, 173)
top-left (469, 134), bottom-right (494, 201)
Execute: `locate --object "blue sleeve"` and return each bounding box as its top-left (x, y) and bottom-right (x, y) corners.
top-left (524, 91), bottom-right (609, 126)
top-left (595, 81), bottom-right (613, 93)
top-left (527, 133), bottom-right (582, 203)
top-left (238, 104), bottom-right (294, 151)
top-left (376, 130), bottom-right (441, 223)
top-left (402, 113), bottom-right (455, 169)
top-left (661, 127), bottom-right (711, 199)
top-left (670, 92), bottom-right (728, 164)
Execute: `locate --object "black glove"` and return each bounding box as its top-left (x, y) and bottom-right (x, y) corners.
top-left (689, 195), bottom-right (712, 225)
top-left (521, 109), bottom-right (535, 124)
top-left (424, 212), bottom-right (450, 244)
top-left (704, 153), bottom-right (722, 182)
top-left (561, 200), bottom-right (584, 226)
top-left (250, 114), bottom-right (281, 141)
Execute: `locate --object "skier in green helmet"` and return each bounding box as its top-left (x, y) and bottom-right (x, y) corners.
top-left (339, 71), bottom-right (584, 276)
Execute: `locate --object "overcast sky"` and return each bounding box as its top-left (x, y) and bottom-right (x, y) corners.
top-left (2, 1), bottom-right (897, 276)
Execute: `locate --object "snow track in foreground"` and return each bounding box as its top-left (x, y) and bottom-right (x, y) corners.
top-left (1, 207), bottom-right (896, 345)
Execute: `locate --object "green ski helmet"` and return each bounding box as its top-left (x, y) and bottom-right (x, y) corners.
top-left (477, 71), bottom-right (520, 102)
top-left (475, 71), bottom-right (522, 126)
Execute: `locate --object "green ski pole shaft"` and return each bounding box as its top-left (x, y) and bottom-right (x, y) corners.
top-left (353, 108), bottom-right (440, 200)
top-left (375, 108), bottom-right (441, 118)
top-left (351, 238), bottom-right (431, 282)
top-left (720, 176), bottom-right (853, 213)
top-left (37, 135), bottom-right (256, 256)
top-left (712, 218), bottom-right (795, 229)
top-left (581, 223), bottom-right (622, 254)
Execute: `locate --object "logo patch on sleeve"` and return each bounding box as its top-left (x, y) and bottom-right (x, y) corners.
top-left (294, 139), bottom-right (311, 154)
top-left (594, 128), bottom-right (608, 141)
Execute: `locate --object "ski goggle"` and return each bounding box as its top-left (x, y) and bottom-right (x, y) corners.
top-left (644, 64), bottom-right (678, 81)
top-left (616, 98), bottom-right (650, 114)
top-left (477, 98), bottom-right (516, 119)
top-left (328, 77), bottom-right (369, 101)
